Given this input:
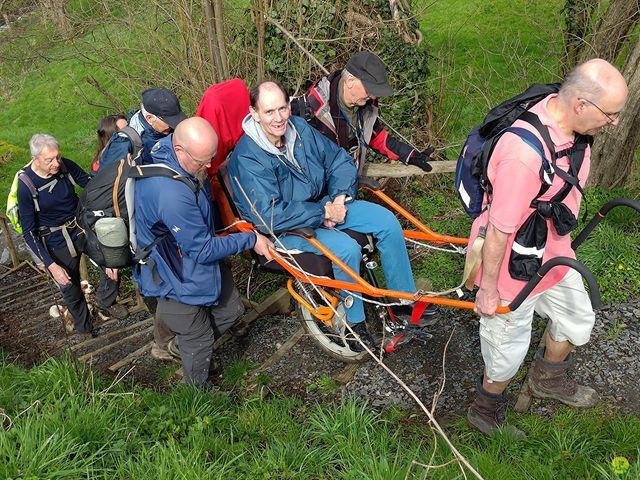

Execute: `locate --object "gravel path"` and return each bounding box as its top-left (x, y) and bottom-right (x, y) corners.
top-left (204, 294), bottom-right (640, 419)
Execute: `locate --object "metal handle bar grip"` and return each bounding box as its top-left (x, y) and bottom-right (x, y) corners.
top-left (508, 256), bottom-right (601, 311)
top-left (572, 197), bottom-right (640, 250)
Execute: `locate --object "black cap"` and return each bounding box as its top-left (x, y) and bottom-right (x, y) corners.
top-left (345, 51), bottom-right (394, 97)
top-left (141, 87), bottom-right (186, 129)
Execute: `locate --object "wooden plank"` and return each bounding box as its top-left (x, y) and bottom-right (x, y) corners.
top-left (108, 342), bottom-right (153, 371)
top-left (333, 363), bottom-right (360, 384)
top-left (255, 327), bottom-right (304, 372)
top-left (69, 317), bottom-right (153, 352)
top-left (6, 289), bottom-right (55, 311)
top-left (218, 289), bottom-right (291, 347)
top-left (0, 280), bottom-right (48, 302)
top-left (78, 325), bottom-right (154, 362)
top-left (514, 324), bottom-right (549, 412)
top-left (363, 160), bottom-right (456, 178)
top-left (52, 315), bottom-right (133, 348)
top-left (1, 272), bottom-right (47, 291)
top-left (0, 260), bottom-right (28, 281)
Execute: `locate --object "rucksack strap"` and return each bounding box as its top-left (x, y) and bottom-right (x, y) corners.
top-left (17, 172), bottom-right (40, 212)
top-left (128, 164), bottom-right (199, 194)
top-left (502, 126), bottom-right (554, 201)
top-left (97, 126), bottom-right (144, 169)
top-left (516, 111), bottom-right (589, 218)
top-left (119, 125), bottom-right (143, 155)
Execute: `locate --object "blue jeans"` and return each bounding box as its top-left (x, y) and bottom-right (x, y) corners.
top-left (279, 200), bottom-right (416, 323)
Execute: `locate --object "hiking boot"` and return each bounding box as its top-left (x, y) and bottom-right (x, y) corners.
top-left (345, 321), bottom-right (375, 353)
top-left (393, 303), bottom-right (439, 328)
top-left (529, 348), bottom-right (600, 408)
top-left (150, 342), bottom-right (175, 361)
top-left (167, 338), bottom-right (181, 360)
top-left (74, 328), bottom-right (98, 339)
top-left (97, 303), bottom-right (129, 321)
top-left (467, 379), bottom-right (525, 438)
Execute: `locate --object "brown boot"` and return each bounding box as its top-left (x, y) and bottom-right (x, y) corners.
top-left (529, 348), bottom-right (599, 408)
top-left (467, 379), bottom-right (525, 437)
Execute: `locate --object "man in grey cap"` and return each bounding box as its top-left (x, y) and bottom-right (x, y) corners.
top-left (291, 51), bottom-right (434, 174)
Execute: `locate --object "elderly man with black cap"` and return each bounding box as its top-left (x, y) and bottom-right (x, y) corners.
top-left (92, 87), bottom-right (186, 356)
top-left (98, 86), bottom-right (187, 169)
top-left (291, 51), bottom-right (433, 174)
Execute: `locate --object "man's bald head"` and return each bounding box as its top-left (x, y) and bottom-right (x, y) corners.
top-left (173, 117), bottom-right (218, 178)
top-left (560, 58), bottom-right (628, 104)
top-left (555, 58), bottom-right (628, 136)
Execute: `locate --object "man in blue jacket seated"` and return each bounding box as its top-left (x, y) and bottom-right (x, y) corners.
top-left (228, 81), bottom-right (431, 352)
top-left (134, 116), bottom-right (274, 386)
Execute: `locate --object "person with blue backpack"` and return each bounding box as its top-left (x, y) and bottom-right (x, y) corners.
top-left (464, 59), bottom-right (628, 437)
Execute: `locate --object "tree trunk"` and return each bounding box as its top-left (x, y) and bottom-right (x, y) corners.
top-left (255, 0), bottom-right (266, 82)
top-left (580, 0), bottom-right (640, 63)
top-left (212, 0), bottom-right (230, 79)
top-left (560, 0), bottom-right (598, 75)
top-left (202, 0), bottom-right (219, 84)
top-left (588, 37), bottom-right (640, 187)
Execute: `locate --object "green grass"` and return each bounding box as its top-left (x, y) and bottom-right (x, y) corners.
top-left (1, 355), bottom-right (640, 479)
top-left (416, 0), bottom-right (565, 155)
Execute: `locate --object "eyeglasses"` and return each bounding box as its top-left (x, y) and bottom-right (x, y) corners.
top-left (579, 97), bottom-right (621, 124)
top-left (176, 144), bottom-right (213, 167)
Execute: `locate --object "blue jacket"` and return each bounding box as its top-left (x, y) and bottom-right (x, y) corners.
top-left (99, 110), bottom-right (167, 169)
top-left (134, 135), bottom-right (256, 306)
top-left (228, 115), bottom-right (358, 234)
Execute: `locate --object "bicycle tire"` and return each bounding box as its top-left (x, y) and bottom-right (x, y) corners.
top-left (296, 301), bottom-right (368, 364)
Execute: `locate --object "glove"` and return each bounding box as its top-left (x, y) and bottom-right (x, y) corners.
top-left (405, 147), bottom-right (434, 172)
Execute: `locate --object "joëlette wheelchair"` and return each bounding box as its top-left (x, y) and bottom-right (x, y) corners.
top-left (198, 79), bottom-right (637, 364)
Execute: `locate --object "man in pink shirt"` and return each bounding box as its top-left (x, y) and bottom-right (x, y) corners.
top-left (467, 59), bottom-right (628, 436)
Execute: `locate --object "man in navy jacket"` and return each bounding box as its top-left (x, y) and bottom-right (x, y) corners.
top-left (134, 117), bottom-right (273, 385)
top-left (17, 134), bottom-right (95, 335)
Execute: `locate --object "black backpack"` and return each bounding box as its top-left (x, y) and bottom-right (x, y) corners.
top-left (455, 83), bottom-right (562, 218)
top-left (455, 83), bottom-right (593, 281)
top-left (77, 156), bottom-right (198, 268)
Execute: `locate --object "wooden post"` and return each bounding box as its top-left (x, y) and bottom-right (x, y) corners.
top-left (362, 160), bottom-right (456, 178)
top-left (212, 0), bottom-right (230, 78)
top-left (255, 0), bottom-right (266, 82)
top-left (202, 0), bottom-right (219, 83)
top-left (0, 214), bottom-right (20, 268)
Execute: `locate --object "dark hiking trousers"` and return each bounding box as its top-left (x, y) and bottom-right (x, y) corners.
top-left (154, 262), bottom-right (243, 352)
top-left (96, 269), bottom-right (119, 309)
top-left (48, 237), bottom-right (93, 334)
top-left (155, 263), bottom-right (245, 385)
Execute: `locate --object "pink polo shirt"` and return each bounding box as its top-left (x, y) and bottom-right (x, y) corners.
top-left (468, 94), bottom-right (590, 301)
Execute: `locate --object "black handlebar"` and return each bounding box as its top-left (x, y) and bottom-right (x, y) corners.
top-left (509, 256), bottom-right (601, 311)
top-left (572, 197), bottom-right (640, 250)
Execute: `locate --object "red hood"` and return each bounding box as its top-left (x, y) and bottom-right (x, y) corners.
top-left (196, 78), bottom-right (250, 174)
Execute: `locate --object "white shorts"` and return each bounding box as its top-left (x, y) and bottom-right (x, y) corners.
top-left (480, 268), bottom-right (596, 382)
